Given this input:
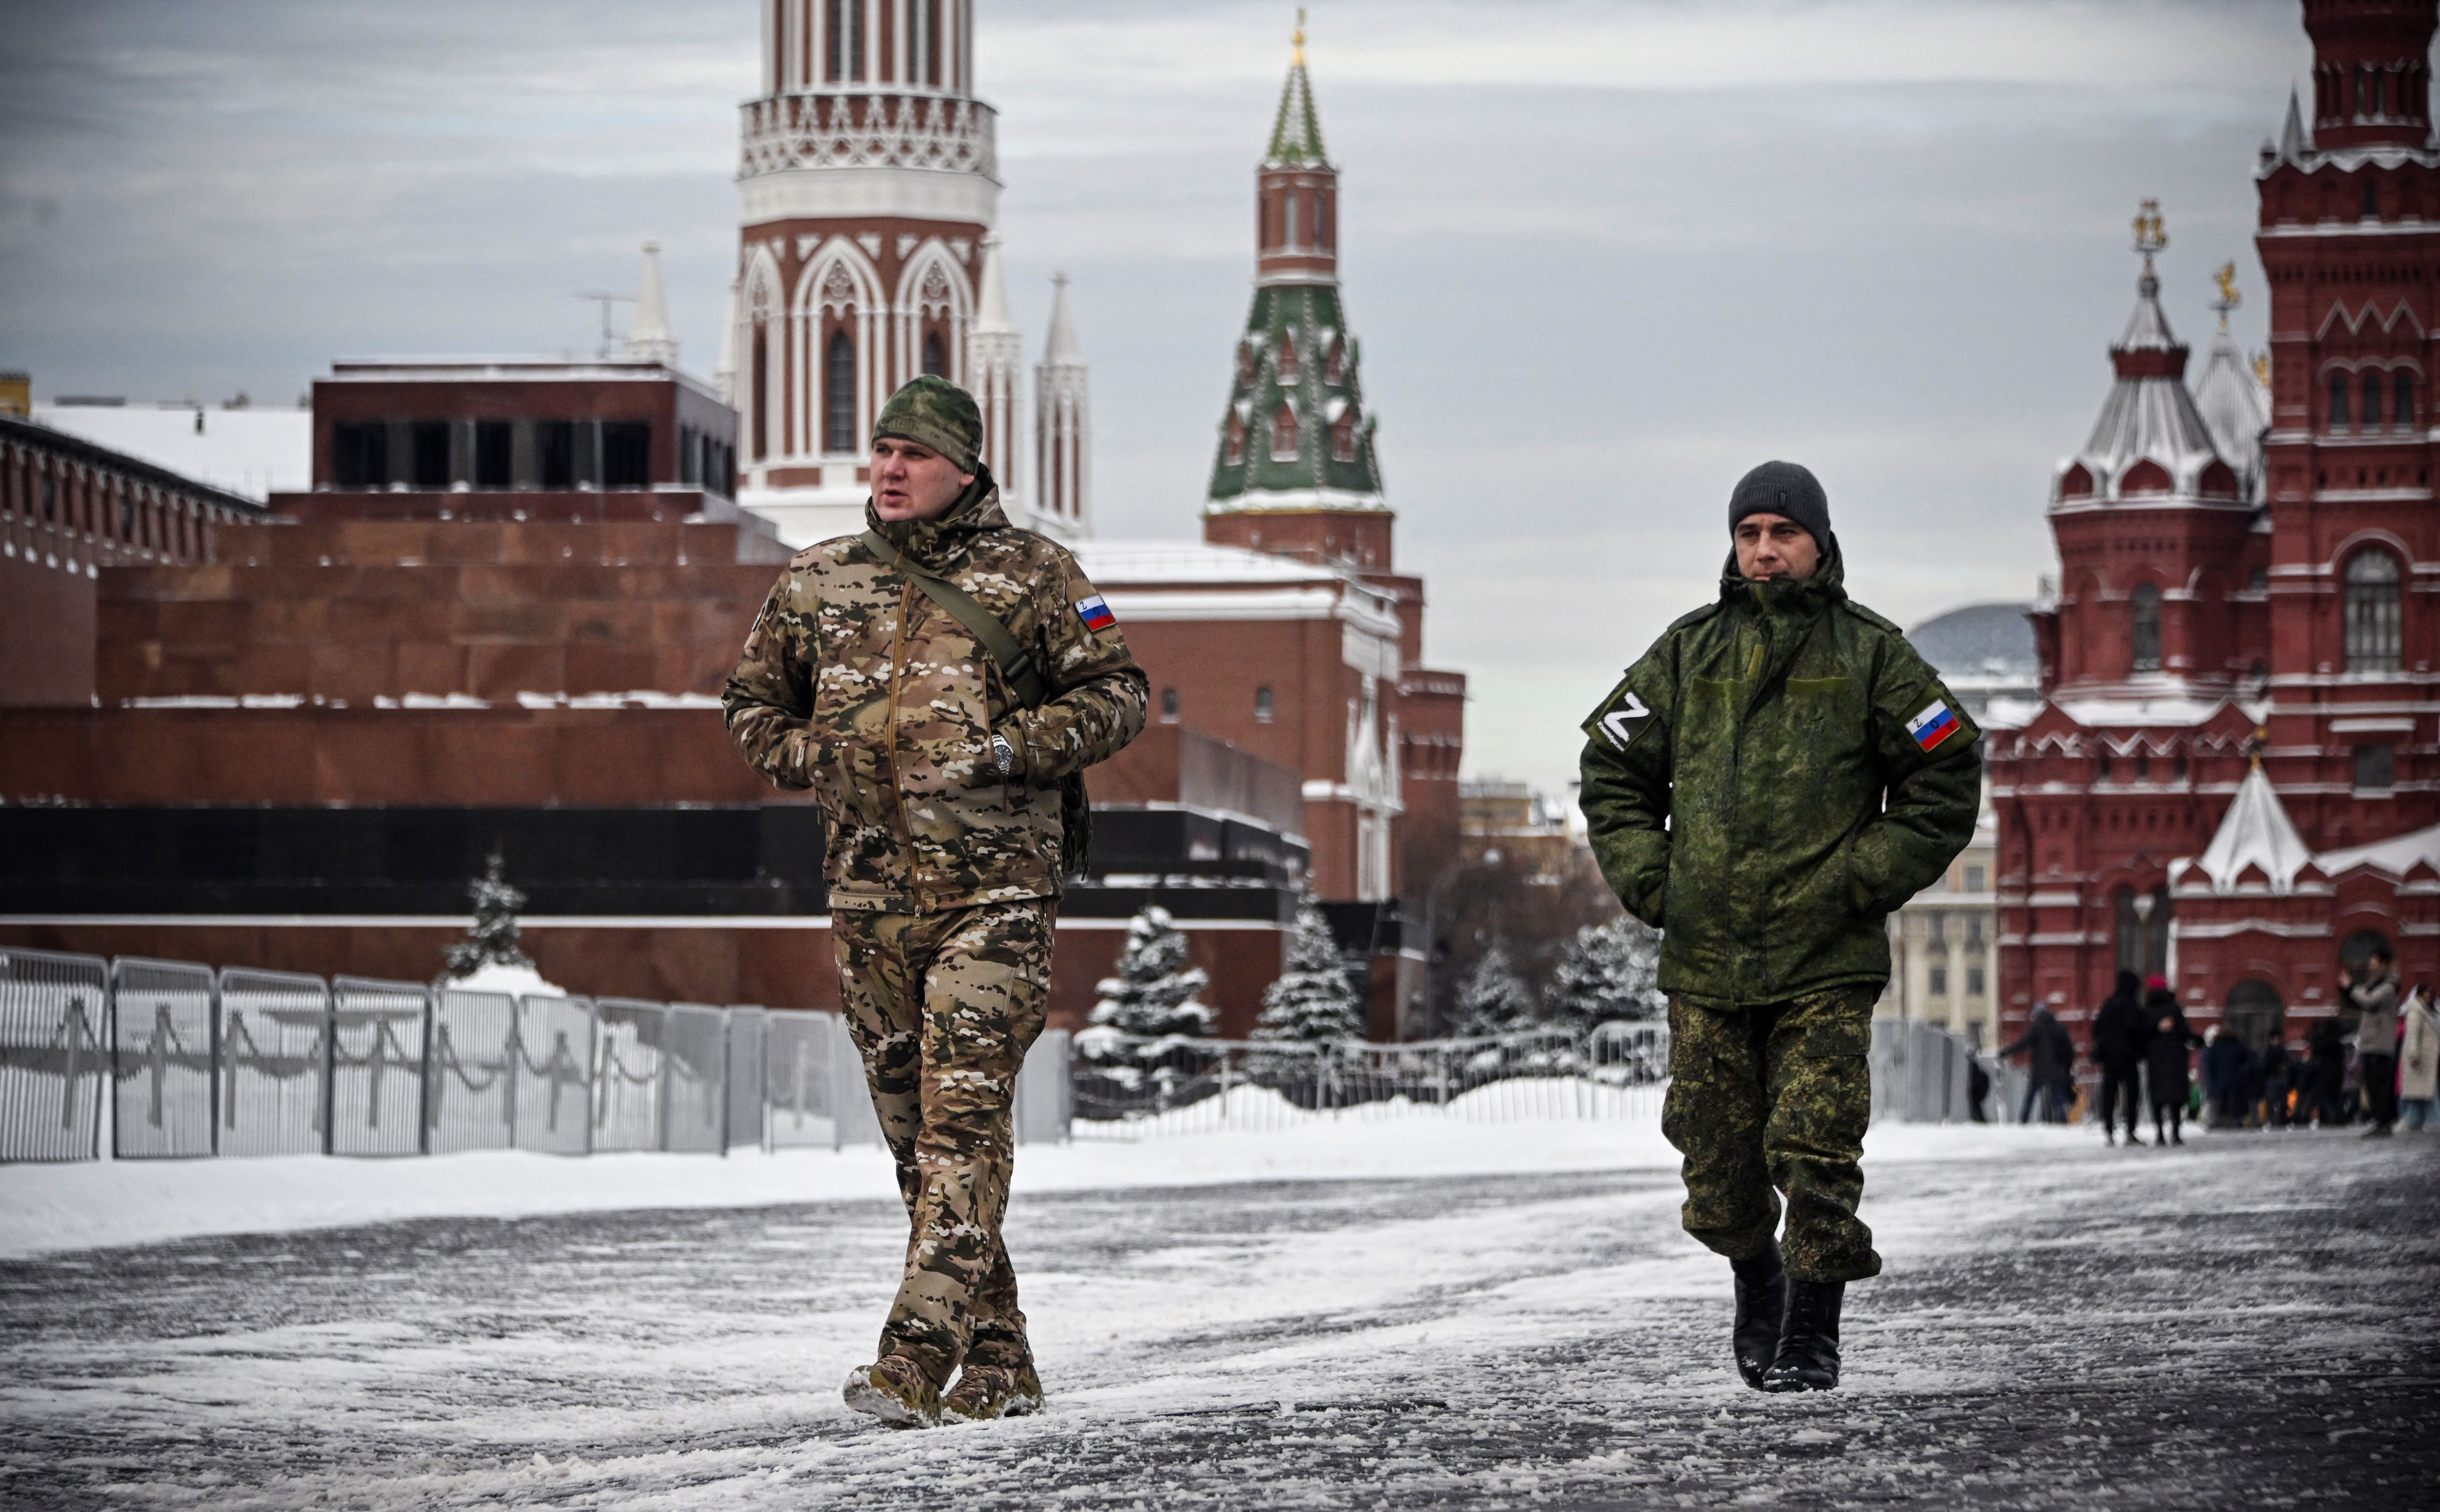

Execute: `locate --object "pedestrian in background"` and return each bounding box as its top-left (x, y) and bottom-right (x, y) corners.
top-left (2339, 944), bottom-right (2402, 1137)
top-left (2144, 976), bottom-right (2202, 1146)
top-left (2399, 986), bottom-right (2438, 1133)
top-left (2257, 1038), bottom-right (2296, 1129)
top-left (2203, 1025), bottom-right (2252, 1129)
top-left (2002, 1003), bottom-right (2077, 1124)
top-left (2090, 970), bottom-right (2150, 1145)
top-left (1579, 460), bottom-right (1980, 1395)
top-left (2306, 1018), bottom-right (2350, 1127)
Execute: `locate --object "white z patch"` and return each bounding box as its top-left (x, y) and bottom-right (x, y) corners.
top-left (1600, 691), bottom-right (1653, 751)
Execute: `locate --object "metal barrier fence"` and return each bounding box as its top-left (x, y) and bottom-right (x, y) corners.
top-left (0, 947), bottom-right (108, 1162)
top-left (1071, 1022), bottom-right (1674, 1138)
top-left (1871, 1018), bottom-right (2017, 1124)
top-left (0, 949), bottom-right (921, 1163)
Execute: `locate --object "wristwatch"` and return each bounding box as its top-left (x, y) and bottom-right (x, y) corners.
top-left (991, 734), bottom-right (1017, 775)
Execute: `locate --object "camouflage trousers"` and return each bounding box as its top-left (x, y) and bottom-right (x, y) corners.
top-left (1662, 988), bottom-right (1882, 1283)
top-left (833, 898), bottom-right (1055, 1387)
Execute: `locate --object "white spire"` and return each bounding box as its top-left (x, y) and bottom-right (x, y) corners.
top-left (1044, 271), bottom-right (1081, 363)
top-left (968, 234), bottom-right (1026, 517)
top-left (2279, 86), bottom-right (2311, 164)
top-left (2194, 763), bottom-right (2313, 895)
top-left (1034, 272), bottom-right (1091, 540)
top-left (622, 239), bottom-right (680, 367)
top-left (976, 233), bottom-right (1014, 334)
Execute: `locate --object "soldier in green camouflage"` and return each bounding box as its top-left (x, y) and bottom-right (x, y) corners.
top-left (1578, 461), bottom-right (1979, 1393)
top-left (724, 375), bottom-right (1149, 1428)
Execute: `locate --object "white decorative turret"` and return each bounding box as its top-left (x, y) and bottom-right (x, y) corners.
top-left (622, 241), bottom-right (681, 368)
top-left (2191, 263), bottom-right (2271, 504)
top-left (2053, 202), bottom-right (2244, 510)
top-left (969, 234), bottom-right (1025, 515)
top-left (2190, 761), bottom-right (2313, 895)
top-left (1033, 273), bottom-right (1091, 541)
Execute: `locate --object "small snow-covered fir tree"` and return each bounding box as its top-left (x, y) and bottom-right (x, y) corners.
top-left (1542, 914), bottom-right (1666, 1032)
top-left (1449, 941), bottom-right (1536, 1038)
top-left (1077, 907), bottom-right (1212, 1066)
top-left (442, 848), bottom-right (532, 980)
top-left (1251, 895), bottom-right (1367, 1044)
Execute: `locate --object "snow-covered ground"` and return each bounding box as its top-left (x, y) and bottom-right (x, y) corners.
top-left (0, 1112), bottom-right (2076, 1260)
top-left (1, 1124), bottom-right (2433, 1510)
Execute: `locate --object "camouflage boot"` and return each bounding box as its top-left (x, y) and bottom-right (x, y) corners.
top-left (942, 1362), bottom-right (1044, 1422)
top-left (843, 1356), bottom-right (942, 1428)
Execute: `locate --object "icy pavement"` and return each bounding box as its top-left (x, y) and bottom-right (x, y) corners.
top-left (1, 1130), bottom-right (2435, 1510)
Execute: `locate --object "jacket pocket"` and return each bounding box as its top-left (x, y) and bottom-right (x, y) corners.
top-left (811, 739), bottom-right (894, 828)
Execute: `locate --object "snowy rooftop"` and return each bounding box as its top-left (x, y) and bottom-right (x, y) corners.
top-left (32, 404), bottom-right (310, 502)
top-left (1908, 602), bottom-right (2038, 686)
top-left (1076, 539), bottom-right (1361, 587)
top-left (2191, 763), bottom-right (2313, 894)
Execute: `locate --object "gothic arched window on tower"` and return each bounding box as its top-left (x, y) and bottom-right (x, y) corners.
top-left (2363, 177), bottom-right (2381, 220)
top-left (2345, 548), bottom-right (2404, 673)
top-left (2364, 371), bottom-right (2385, 427)
top-left (1285, 194), bottom-right (1299, 248)
top-left (1223, 411), bottom-right (1247, 467)
top-left (1237, 341), bottom-right (1258, 388)
top-left (2130, 582), bottom-right (2162, 673)
top-left (2330, 371), bottom-right (2352, 429)
top-left (1271, 403), bottom-right (1300, 461)
top-left (2396, 371), bottom-right (2416, 430)
top-left (752, 330), bottom-right (770, 461)
top-left (1324, 337), bottom-right (1345, 386)
top-left (824, 329), bottom-right (857, 455)
top-left (1276, 332), bottom-right (1299, 386)
top-left (922, 331), bottom-right (947, 379)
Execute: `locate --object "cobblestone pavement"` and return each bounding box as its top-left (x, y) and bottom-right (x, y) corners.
top-left (1, 1131), bottom-right (2434, 1510)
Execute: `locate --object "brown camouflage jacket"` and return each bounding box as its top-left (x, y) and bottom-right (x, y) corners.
top-left (722, 484), bottom-right (1148, 914)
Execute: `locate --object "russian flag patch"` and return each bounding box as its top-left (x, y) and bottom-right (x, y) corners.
top-left (1074, 594), bottom-right (1117, 633)
top-left (1907, 700), bottom-right (1961, 753)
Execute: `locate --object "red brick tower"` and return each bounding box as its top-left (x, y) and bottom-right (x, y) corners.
top-left (728, 0), bottom-right (998, 546)
top-left (1993, 0), bottom-right (2440, 1056)
top-left (1195, 22), bottom-right (1467, 907)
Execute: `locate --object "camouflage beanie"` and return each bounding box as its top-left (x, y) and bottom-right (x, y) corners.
top-left (1728, 460), bottom-right (1830, 551)
top-left (872, 375), bottom-right (983, 474)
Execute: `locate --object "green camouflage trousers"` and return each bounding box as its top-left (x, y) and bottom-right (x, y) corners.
top-left (1662, 988), bottom-right (1882, 1283)
top-left (833, 899), bottom-right (1055, 1386)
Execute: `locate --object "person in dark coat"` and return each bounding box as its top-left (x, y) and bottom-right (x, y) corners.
top-left (2257, 1039), bottom-right (2296, 1128)
top-left (1967, 1054), bottom-right (1992, 1124)
top-left (2202, 1027), bottom-right (2252, 1129)
top-left (2307, 1018), bottom-right (2350, 1127)
top-left (2089, 970), bottom-right (2151, 1145)
top-left (2144, 977), bottom-right (2203, 1145)
top-left (2001, 1005), bottom-right (2076, 1124)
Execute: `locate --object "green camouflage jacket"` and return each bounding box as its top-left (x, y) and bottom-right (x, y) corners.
top-left (722, 483), bottom-right (1149, 914)
top-left (1578, 539), bottom-right (1981, 1009)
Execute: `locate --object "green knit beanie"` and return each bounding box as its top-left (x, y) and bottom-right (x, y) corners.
top-left (872, 375), bottom-right (983, 474)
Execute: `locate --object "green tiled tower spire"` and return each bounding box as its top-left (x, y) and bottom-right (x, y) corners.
top-left (1205, 17), bottom-right (1386, 517)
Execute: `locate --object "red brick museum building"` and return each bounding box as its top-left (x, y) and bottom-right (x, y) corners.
top-left (1993, 0), bottom-right (2440, 1051)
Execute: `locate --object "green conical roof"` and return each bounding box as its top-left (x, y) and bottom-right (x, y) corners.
top-left (1204, 281), bottom-right (1384, 512)
top-left (1265, 46), bottom-right (1328, 168)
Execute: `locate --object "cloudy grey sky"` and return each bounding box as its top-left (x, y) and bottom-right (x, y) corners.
top-left (2, 0), bottom-right (2313, 797)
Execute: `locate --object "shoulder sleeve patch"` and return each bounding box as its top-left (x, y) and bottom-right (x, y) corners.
top-left (1074, 593), bottom-right (1117, 632)
top-left (1584, 676), bottom-right (1659, 752)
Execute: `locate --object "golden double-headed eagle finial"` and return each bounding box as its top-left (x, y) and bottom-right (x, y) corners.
top-left (2133, 200), bottom-right (2167, 266)
top-left (1293, 7), bottom-right (1306, 63)
top-left (2213, 261), bottom-right (2240, 310)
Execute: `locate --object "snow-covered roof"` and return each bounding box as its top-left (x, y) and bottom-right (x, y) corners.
top-left (2051, 694), bottom-right (2229, 729)
top-left (2313, 821), bottom-right (2440, 880)
top-left (2192, 764), bottom-right (2313, 894)
top-left (2191, 324), bottom-right (2269, 502)
top-left (1076, 539), bottom-right (1350, 587)
top-left (31, 404), bottom-right (310, 502)
top-left (1909, 602), bottom-right (2039, 685)
top-left (2054, 262), bottom-right (2237, 508)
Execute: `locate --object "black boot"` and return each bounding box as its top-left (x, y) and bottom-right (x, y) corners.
top-left (1761, 1279), bottom-right (1844, 1392)
top-left (1729, 1241), bottom-right (1786, 1390)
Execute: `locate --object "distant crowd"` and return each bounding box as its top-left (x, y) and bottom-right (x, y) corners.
top-left (1994, 945), bottom-right (2440, 1142)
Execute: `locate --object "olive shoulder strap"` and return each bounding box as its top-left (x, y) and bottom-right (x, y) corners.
top-left (857, 528), bottom-right (1049, 710)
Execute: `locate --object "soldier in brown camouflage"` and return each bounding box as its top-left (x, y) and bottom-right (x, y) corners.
top-left (723, 375), bottom-right (1149, 1428)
